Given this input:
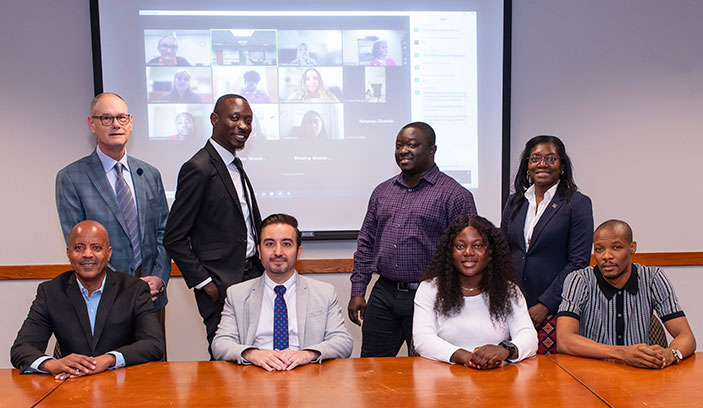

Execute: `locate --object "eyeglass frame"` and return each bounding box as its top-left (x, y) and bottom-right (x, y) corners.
top-left (527, 154), bottom-right (559, 165)
top-left (90, 114), bottom-right (132, 127)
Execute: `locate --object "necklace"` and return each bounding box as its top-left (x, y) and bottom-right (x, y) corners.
top-left (461, 286), bottom-right (479, 292)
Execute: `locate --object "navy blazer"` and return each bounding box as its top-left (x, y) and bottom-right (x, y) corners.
top-left (55, 151), bottom-right (171, 309)
top-left (11, 270), bottom-right (164, 372)
top-left (501, 191), bottom-right (593, 312)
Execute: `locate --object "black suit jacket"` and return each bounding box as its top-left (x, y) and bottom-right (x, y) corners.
top-left (164, 141), bottom-right (261, 295)
top-left (11, 270), bottom-right (164, 372)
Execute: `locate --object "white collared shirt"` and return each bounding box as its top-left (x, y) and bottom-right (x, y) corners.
top-left (96, 146), bottom-right (138, 211)
top-left (253, 272), bottom-right (300, 350)
top-left (523, 181), bottom-right (559, 250)
top-left (208, 138), bottom-right (256, 258)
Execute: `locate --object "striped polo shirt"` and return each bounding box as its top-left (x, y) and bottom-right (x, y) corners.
top-left (558, 264), bottom-right (684, 345)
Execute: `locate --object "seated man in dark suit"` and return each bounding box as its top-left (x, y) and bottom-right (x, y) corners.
top-left (557, 219), bottom-right (696, 368)
top-left (212, 214), bottom-right (353, 370)
top-left (11, 221), bottom-right (164, 379)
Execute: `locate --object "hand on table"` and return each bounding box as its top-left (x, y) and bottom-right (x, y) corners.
top-left (468, 345), bottom-right (510, 370)
top-left (277, 349), bottom-right (320, 370)
top-left (450, 345), bottom-right (509, 370)
top-left (243, 348), bottom-right (320, 371)
top-left (620, 344), bottom-right (667, 369)
top-left (41, 353), bottom-right (115, 380)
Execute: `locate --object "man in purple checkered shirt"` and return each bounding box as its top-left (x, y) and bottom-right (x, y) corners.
top-left (348, 122), bottom-right (477, 357)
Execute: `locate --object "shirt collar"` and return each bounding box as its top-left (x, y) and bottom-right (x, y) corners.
top-left (394, 164), bottom-right (440, 188)
top-left (96, 146), bottom-right (129, 174)
top-left (525, 180), bottom-right (560, 203)
top-left (263, 270), bottom-right (298, 292)
top-left (209, 138), bottom-right (236, 165)
top-left (76, 273), bottom-right (107, 298)
top-left (594, 264), bottom-right (639, 300)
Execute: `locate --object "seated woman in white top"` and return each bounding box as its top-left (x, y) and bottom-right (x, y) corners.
top-left (413, 215), bottom-right (538, 369)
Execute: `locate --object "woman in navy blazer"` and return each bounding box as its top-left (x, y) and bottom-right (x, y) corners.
top-left (501, 135), bottom-right (593, 354)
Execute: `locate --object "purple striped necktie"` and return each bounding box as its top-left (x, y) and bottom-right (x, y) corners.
top-left (114, 162), bottom-right (142, 270)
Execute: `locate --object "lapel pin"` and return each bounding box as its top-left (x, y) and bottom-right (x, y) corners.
top-left (552, 203), bottom-right (558, 209)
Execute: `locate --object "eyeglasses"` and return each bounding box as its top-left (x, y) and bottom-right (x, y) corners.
top-left (158, 44), bottom-right (178, 50)
top-left (91, 114), bottom-right (132, 126)
top-left (528, 154), bottom-right (559, 165)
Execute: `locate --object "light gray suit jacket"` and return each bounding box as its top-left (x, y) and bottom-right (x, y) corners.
top-left (212, 273), bottom-right (353, 363)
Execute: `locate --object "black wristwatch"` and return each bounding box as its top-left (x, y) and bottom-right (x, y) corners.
top-left (499, 340), bottom-right (518, 360)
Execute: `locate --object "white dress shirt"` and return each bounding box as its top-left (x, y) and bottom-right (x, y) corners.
top-left (194, 139), bottom-right (257, 290)
top-left (523, 181), bottom-right (559, 250)
top-left (208, 138), bottom-right (256, 257)
top-left (253, 272), bottom-right (300, 350)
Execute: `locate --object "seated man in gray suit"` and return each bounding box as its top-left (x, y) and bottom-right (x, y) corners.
top-left (212, 213), bottom-right (353, 370)
top-left (11, 221), bottom-right (164, 379)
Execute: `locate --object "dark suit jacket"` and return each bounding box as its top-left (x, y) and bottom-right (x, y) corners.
top-left (501, 191), bottom-right (593, 312)
top-left (55, 150), bottom-right (171, 310)
top-left (11, 270), bottom-right (164, 372)
top-left (164, 141), bottom-right (261, 295)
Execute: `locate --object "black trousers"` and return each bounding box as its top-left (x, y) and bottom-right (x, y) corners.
top-left (360, 277), bottom-right (417, 357)
top-left (195, 258), bottom-right (262, 360)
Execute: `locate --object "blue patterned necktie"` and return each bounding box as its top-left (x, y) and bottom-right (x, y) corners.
top-left (273, 285), bottom-right (289, 350)
top-left (114, 162), bottom-right (142, 270)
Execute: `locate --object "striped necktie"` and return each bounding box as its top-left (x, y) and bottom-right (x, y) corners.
top-left (114, 162), bottom-right (142, 270)
top-left (273, 285), bottom-right (289, 350)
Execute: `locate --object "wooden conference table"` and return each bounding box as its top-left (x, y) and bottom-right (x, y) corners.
top-left (550, 353), bottom-right (703, 407)
top-left (3, 354), bottom-right (701, 407)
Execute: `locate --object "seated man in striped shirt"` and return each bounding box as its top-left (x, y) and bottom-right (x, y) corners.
top-left (556, 219), bottom-right (696, 368)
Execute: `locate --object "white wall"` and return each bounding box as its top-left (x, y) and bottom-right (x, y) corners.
top-left (0, 1), bottom-right (94, 264)
top-left (510, 0), bottom-right (703, 349)
top-left (0, 0), bottom-right (94, 370)
top-left (1, 0), bottom-right (702, 368)
top-left (511, 0), bottom-right (703, 251)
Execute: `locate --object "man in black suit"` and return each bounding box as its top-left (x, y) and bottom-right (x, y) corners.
top-left (11, 221), bottom-right (163, 379)
top-left (164, 94), bottom-right (263, 358)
